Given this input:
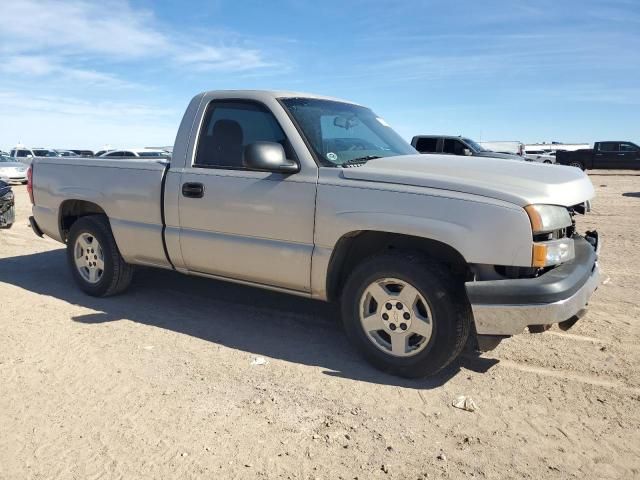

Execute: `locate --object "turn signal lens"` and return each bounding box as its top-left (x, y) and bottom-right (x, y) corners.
top-left (532, 244), bottom-right (548, 267)
top-left (27, 165), bottom-right (34, 204)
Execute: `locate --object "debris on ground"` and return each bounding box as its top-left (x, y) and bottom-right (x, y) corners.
top-left (452, 395), bottom-right (478, 412)
top-left (250, 356), bottom-right (268, 366)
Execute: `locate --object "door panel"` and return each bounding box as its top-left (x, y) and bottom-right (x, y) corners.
top-left (178, 169), bottom-right (316, 291)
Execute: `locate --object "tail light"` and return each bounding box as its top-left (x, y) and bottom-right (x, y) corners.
top-left (27, 165), bottom-right (34, 204)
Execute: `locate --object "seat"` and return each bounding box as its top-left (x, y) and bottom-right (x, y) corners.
top-left (198, 119), bottom-right (244, 167)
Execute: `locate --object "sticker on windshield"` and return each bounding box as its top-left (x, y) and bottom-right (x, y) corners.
top-left (326, 152), bottom-right (338, 161)
top-left (376, 117), bottom-right (390, 127)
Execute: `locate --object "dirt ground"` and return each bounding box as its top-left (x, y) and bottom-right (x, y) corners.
top-left (1, 173), bottom-right (639, 480)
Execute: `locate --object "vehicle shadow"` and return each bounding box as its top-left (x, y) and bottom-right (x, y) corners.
top-left (622, 192), bottom-right (640, 198)
top-left (0, 249), bottom-right (497, 388)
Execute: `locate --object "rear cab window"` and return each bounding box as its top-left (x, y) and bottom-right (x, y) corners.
top-left (415, 137), bottom-right (438, 153)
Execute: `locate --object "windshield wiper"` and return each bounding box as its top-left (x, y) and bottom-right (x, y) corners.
top-left (341, 155), bottom-right (381, 167)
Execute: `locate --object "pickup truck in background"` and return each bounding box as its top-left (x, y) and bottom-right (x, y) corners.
top-left (556, 141), bottom-right (640, 170)
top-left (411, 135), bottom-right (524, 161)
top-left (28, 90), bottom-right (600, 378)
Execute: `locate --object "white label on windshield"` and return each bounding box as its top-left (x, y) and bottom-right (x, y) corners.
top-left (376, 117), bottom-right (390, 127)
top-left (326, 152), bottom-right (338, 161)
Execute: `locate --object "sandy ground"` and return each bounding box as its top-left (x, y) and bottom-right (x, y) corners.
top-left (1, 173), bottom-right (639, 480)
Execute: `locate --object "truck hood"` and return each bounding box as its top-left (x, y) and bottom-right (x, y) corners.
top-left (340, 154), bottom-right (594, 207)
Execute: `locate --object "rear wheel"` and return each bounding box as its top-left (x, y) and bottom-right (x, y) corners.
top-left (341, 252), bottom-right (471, 378)
top-left (67, 216), bottom-right (133, 297)
top-left (568, 160), bottom-right (584, 170)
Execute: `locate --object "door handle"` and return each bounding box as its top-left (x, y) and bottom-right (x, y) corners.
top-left (182, 182), bottom-right (204, 198)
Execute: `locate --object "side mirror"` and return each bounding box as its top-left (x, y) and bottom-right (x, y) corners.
top-left (243, 142), bottom-right (299, 174)
top-left (463, 148), bottom-right (472, 156)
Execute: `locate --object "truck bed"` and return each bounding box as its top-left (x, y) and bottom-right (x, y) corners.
top-left (31, 157), bottom-right (171, 268)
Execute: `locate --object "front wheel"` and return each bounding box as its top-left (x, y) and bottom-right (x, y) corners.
top-left (66, 215), bottom-right (133, 297)
top-left (341, 252), bottom-right (471, 378)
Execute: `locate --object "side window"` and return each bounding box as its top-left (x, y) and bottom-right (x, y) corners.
top-left (17, 150), bottom-right (30, 157)
top-left (105, 151), bottom-right (123, 157)
top-left (194, 101), bottom-right (294, 169)
top-left (599, 142), bottom-right (619, 152)
top-left (415, 138), bottom-right (438, 153)
top-left (443, 139), bottom-right (466, 155)
top-left (620, 143), bottom-right (638, 152)
top-left (121, 151), bottom-right (135, 157)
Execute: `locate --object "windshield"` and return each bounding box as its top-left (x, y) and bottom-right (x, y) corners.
top-left (462, 138), bottom-right (487, 152)
top-left (0, 155), bottom-right (15, 163)
top-left (281, 98), bottom-right (416, 166)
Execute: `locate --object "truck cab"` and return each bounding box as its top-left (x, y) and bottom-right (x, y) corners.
top-left (556, 141), bottom-right (640, 170)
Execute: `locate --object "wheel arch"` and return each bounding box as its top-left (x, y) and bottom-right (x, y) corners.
top-left (325, 230), bottom-right (470, 302)
top-left (59, 199), bottom-right (108, 242)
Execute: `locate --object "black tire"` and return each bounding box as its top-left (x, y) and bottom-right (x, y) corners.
top-left (341, 252), bottom-right (471, 378)
top-left (0, 223), bottom-right (12, 229)
top-left (544, 160), bottom-right (552, 164)
top-left (66, 215), bottom-right (133, 297)
top-left (568, 161), bottom-right (584, 170)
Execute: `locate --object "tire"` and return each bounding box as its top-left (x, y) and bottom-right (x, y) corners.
top-left (568, 161), bottom-right (584, 170)
top-left (0, 223), bottom-right (12, 229)
top-left (66, 215), bottom-right (133, 297)
top-left (341, 252), bottom-right (471, 378)
top-left (544, 160), bottom-right (552, 164)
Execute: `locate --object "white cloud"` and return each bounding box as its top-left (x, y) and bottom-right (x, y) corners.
top-left (0, 0), bottom-right (280, 75)
top-left (1, 55), bottom-right (135, 88)
top-left (0, 91), bottom-right (179, 150)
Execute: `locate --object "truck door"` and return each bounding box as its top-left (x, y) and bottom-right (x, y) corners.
top-left (619, 142), bottom-right (640, 169)
top-left (594, 142), bottom-right (621, 168)
top-left (177, 99), bottom-right (317, 293)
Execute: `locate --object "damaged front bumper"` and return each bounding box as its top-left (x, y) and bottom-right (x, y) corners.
top-left (466, 233), bottom-right (600, 350)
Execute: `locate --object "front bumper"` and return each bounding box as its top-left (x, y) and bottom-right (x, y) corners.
top-left (466, 234), bottom-right (600, 337)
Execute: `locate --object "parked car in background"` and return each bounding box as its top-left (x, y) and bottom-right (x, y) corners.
top-left (525, 143), bottom-right (590, 153)
top-left (54, 150), bottom-right (78, 157)
top-left (10, 147), bottom-right (59, 159)
top-left (0, 154), bottom-right (29, 183)
top-left (525, 150), bottom-right (556, 164)
top-left (99, 148), bottom-right (170, 158)
top-left (94, 149), bottom-right (113, 157)
top-left (0, 179), bottom-right (15, 229)
top-left (70, 149), bottom-right (94, 157)
top-left (556, 141), bottom-right (640, 170)
top-left (411, 135), bottom-right (525, 161)
top-left (29, 89), bottom-right (600, 378)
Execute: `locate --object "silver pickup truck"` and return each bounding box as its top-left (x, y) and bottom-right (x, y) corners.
top-left (28, 90), bottom-right (600, 377)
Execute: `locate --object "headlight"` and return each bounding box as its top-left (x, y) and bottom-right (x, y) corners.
top-left (532, 238), bottom-right (575, 267)
top-left (524, 204), bottom-right (572, 233)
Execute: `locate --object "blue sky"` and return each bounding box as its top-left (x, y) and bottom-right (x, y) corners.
top-left (0, 0), bottom-right (638, 151)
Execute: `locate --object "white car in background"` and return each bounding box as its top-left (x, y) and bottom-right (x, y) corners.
top-left (525, 150), bottom-right (556, 164)
top-left (99, 148), bottom-right (170, 158)
top-left (0, 154), bottom-right (29, 183)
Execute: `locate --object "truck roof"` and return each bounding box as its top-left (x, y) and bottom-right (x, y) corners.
top-left (198, 89), bottom-right (361, 106)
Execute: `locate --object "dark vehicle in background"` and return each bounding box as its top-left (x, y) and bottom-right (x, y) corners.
top-left (54, 150), bottom-right (78, 157)
top-left (0, 180), bottom-right (15, 229)
top-left (70, 149), bottom-right (94, 157)
top-left (556, 142), bottom-right (640, 170)
top-left (411, 135), bottom-right (525, 161)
